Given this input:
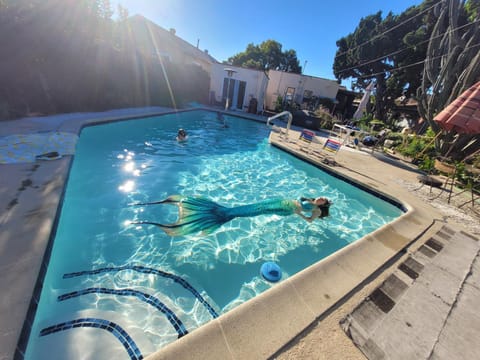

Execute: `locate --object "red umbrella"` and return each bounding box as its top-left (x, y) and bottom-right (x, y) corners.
top-left (434, 80), bottom-right (480, 134)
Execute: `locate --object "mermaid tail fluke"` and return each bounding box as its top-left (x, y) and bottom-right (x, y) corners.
top-left (131, 196), bottom-right (301, 237)
top-left (131, 195), bottom-right (234, 236)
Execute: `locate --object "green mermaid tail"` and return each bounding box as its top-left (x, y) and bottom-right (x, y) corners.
top-left (131, 195), bottom-right (307, 236)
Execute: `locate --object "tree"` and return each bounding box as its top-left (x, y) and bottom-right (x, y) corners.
top-left (0, 0), bottom-right (209, 118)
top-left (116, 4), bottom-right (129, 21)
top-left (333, 12), bottom-right (395, 121)
top-left (417, 0), bottom-right (480, 159)
top-left (228, 40), bottom-right (302, 73)
top-left (333, 1), bottom-right (437, 123)
top-left (384, 2), bottom-right (437, 100)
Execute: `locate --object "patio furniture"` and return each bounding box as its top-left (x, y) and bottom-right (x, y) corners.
top-left (429, 81), bottom-right (480, 206)
top-left (429, 158), bottom-right (457, 203)
top-left (298, 129), bottom-right (316, 153)
top-left (414, 158), bottom-right (457, 199)
top-left (312, 137), bottom-right (343, 166)
top-left (323, 138), bottom-right (342, 154)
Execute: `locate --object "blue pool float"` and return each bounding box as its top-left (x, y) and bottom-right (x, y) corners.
top-left (261, 262), bottom-right (282, 282)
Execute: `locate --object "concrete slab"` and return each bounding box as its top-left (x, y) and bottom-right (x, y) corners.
top-left (431, 282), bottom-right (480, 360)
top-left (342, 226), bottom-right (480, 360)
top-left (431, 245), bottom-right (480, 360)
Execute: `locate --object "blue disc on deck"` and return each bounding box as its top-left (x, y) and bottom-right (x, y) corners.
top-left (261, 262), bottom-right (282, 282)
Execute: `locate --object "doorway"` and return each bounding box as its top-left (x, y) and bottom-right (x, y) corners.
top-left (223, 78), bottom-right (246, 110)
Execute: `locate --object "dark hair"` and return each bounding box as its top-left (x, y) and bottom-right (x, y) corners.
top-left (319, 200), bottom-right (331, 218)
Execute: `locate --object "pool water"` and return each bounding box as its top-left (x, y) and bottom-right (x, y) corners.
top-left (24, 109), bottom-right (403, 359)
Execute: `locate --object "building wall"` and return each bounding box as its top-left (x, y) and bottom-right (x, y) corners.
top-left (126, 15), bottom-right (215, 74)
top-left (265, 70), bottom-right (339, 111)
top-left (125, 16), bottom-right (343, 115)
top-left (209, 64), bottom-right (268, 113)
top-left (127, 16), bottom-right (341, 115)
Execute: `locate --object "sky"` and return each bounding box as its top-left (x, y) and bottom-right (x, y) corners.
top-left (110, 0), bottom-right (424, 89)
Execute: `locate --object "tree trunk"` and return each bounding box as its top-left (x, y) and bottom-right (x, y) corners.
top-left (374, 73), bottom-right (387, 121)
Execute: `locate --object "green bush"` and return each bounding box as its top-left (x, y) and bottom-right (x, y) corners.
top-left (313, 108), bottom-right (335, 129)
top-left (369, 119), bottom-right (384, 131)
top-left (274, 96), bottom-right (283, 112)
top-left (355, 113), bottom-right (373, 129)
top-left (385, 132), bottom-right (403, 142)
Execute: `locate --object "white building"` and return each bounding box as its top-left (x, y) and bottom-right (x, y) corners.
top-left (264, 70), bottom-right (340, 111)
top-left (209, 63), bottom-right (268, 113)
top-left (127, 16), bottom-right (341, 115)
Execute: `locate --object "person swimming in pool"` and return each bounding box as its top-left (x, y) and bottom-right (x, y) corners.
top-left (295, 197), bottom-right (331, 222)
top-left (176, 129), bottom-right (188, 142)
top-left (131, 195), bottom-right (332, 236)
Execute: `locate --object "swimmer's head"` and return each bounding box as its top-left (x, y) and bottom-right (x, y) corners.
top-left (314, 197), bottom-right (330, 206)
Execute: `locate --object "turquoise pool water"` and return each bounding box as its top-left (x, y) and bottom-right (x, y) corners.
top-left (24, 109), bottom-right (403, 359)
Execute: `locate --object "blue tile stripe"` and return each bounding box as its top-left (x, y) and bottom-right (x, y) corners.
top-left (40, 318), bottom-right (143, 360)
top-left (58, 287), bottom-right (188, 338)
top-left (63, 265), bottom-right (219, 318)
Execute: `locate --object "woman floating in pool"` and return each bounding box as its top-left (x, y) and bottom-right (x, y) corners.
top-left (131, 195), bottom-right (331, 236)
top-left (296, 197), bottom-right (331, 222)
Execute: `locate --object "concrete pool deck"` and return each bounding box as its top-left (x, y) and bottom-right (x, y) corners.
top-left (1, 108), bottom-right (478, 359)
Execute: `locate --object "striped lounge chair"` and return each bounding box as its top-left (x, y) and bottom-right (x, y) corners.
top-left (298, 129), bottom-right (316, 153)
top-left (313, 137), bottom-right (343, 165)
top-left (323, 138), bottom-right (342, 154)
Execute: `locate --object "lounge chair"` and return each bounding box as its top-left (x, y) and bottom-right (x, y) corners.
top-left (313, 137), bottom-right (343, 165)
top-left (323, 138), bottom-right (342, 155)
top-left (298, 129), bottom-right (316, 153)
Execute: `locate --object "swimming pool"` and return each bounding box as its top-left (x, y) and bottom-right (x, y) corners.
top-left (22, 109), bottom-right (403, 359)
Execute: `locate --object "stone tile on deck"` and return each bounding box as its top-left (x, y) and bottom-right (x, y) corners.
top-left (341, 226), bottom-right (480, 360)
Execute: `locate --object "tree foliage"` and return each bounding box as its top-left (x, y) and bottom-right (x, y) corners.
top-left (418, 0), bottom-right (480, 159)
top-left (333, 0), bottom-right (480, 159)
top-left (0, 0), bottom-right (210, 119)
top-left (333, 11), bottom-right (392, 121)
top-left (333, 1), bottom-right (438, 122)
top-left (228, 40), bottom-right (302, 73)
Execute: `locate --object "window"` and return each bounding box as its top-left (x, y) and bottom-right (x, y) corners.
top-left (285, 87), bottom-right (295, 101)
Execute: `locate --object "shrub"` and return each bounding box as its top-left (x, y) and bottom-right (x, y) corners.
top-left (274, 96), bottom-right (283, 112)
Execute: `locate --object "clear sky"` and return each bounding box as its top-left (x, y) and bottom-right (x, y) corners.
top-left (111, 0), bottom-right (424, 89)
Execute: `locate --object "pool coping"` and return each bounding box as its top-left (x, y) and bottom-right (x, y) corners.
top-left (0, 108), bottom-right (441, 360)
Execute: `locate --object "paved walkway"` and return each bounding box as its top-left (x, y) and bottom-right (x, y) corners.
top-left (341, 224), bottom-right (480, 359)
